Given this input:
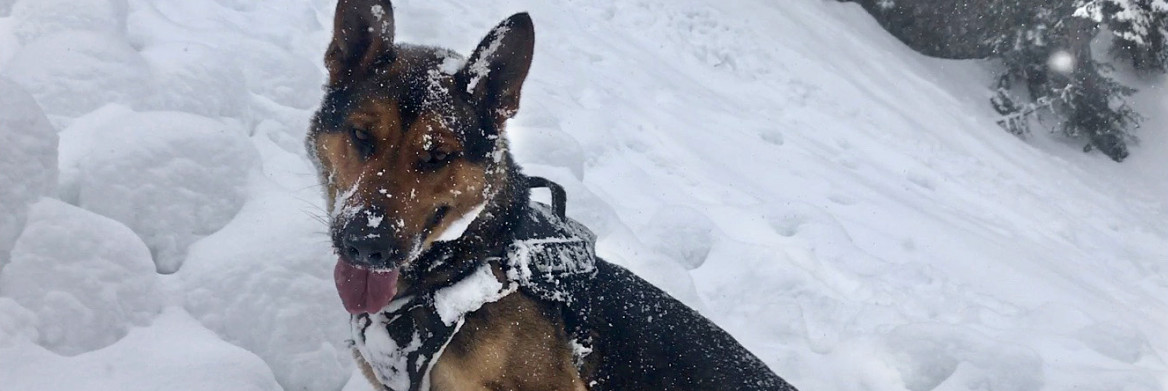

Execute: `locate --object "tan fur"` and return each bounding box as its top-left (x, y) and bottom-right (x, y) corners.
top-left (428, 285), bottom-right (587, 391)
top-left (355, 349), bottom-right (382, 389)
top-left (321, 101), bottom-right (583, 391)
top-left (317, 3), bottom-right (587, 389)
top-left (350, 285), bottom-right (588, 391)
top-left (316, 99), bottom-right (490, 264)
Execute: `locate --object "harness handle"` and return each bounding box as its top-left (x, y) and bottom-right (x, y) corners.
top-left (526, 176), bottom-right (567, 219)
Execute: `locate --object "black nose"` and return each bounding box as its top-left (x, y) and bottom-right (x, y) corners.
top-left (339, 222), bottom-right (400, 269)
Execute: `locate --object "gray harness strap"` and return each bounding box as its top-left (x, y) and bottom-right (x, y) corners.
top-left (351, 184), bottom-right (597, 391)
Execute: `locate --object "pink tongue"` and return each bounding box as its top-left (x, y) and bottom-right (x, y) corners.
top-left (334, 259), bottom-right (400, 314)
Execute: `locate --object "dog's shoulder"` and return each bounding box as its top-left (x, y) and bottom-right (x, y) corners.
top-left (584, 260), bottom-right (798, 391)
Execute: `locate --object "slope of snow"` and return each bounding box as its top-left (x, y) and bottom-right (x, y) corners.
top-left (0, 0), bottom-right (1165, 390)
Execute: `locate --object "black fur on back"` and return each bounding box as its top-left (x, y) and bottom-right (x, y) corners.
top-left (582, 260), bottom-right (799, 390)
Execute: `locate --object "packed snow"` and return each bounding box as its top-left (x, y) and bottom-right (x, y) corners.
top-left (1, 0), bottom-right (1166, 390)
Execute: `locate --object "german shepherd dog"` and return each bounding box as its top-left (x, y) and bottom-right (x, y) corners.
top-left (307, 1), bottom-right (799, 390)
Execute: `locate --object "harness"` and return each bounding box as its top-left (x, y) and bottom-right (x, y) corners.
top-left (349, 178), bottom-right (598, 391)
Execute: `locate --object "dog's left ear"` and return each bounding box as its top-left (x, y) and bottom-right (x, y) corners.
top-left (458, 13), bottom-right (535, 130)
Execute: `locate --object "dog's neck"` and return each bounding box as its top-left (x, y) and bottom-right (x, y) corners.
top-left (398, 153), bottom-right (530, 295)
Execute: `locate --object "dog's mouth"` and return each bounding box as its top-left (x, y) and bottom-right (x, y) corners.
top-left (332, 206), bottom-right (453, 314)
top-left (334, 259), bottom-right (400, 314)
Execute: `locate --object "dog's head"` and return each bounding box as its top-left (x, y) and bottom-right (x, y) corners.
top-left (307, 0), bottom-right (533, 313)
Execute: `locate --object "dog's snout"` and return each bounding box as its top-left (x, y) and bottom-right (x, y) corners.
top-left (339, 223), bottom-right (401, 269)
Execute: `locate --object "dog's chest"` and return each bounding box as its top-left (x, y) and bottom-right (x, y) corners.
top-left (351, 265), bottom-right (515, 391)
top-left (351, 202), bottom-right (599, 391)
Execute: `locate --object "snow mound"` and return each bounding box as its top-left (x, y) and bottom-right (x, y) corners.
top-left (0, 19), bottom-right (16, 66)
top-left (0, 307), bottom-right (282, 391)
top-left (230, 39), bottom-right (325, 110)
top-left (885, 324), bottom-right (1044, 391)
top-left (0, 198), bottom-right (161, 355)
top-left (638, 205), bottom-right (718, 270)
top-left (9, 0), bottom-right (127, 44)
top-left (0, 298), bottom-right (38, 348)
top-left (139, 42), bottom-right (249, 118)
top-left (0, 30), bottom-right (148, 120)
top-left (510, 123), bottom-right (586, 180)
top-left (60, 107), bottom-right (258, 273)
top-left (179, 189), bottom-right (352, 391)
top-left (0, 77), bottom-right (56, 269)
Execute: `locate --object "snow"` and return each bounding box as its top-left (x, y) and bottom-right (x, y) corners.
top-left (61, 106), bottom-right (258, 273)
top-left (139, 42), bottom-right (250, 118)
top-left (1, 30), bottom-right (149, 122)
top-left (0, 307), bottom-right (282, 391)
top-left (177, 185), bottom-right (351, 391)
top-left (637, 205), bottom-right (717, 271)
top-left (433, 264), bottom-right (514, 325)
top-left (8, 0), bottom-right (127, 44)
top-left (0, 18), bottom-right (16, 66)
top-left (433, 201), bottom-right (487, 242)
top-left (0, 77), bottom-right (55, 269)
top-left (0, 0), bottom-right (1166, 391)
top-left (0, 198), bottom-right (160, 355)
top-left (0, 297), bottom-right (38, 348)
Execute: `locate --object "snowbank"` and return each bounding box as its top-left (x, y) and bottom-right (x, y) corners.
top-left (0, 198), bottom-right (160, 355)
top-left (178, 187), bottom-right (352, 391)
top-left (8, 0), bottom-right (127, 44)
top-left (0, 307), bottom-right (282, 391)
top-left (59, 106), bottom-right (258, 273)
top-left (0, 298), bottom-right (38, 348)
top-left (139, 42), bottom-right (250, 118)
top-left (1, 30), bottom-right (148, 121)
top-left (0, 78), bottom-right (55, 269)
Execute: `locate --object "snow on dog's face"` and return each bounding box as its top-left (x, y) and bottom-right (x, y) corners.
top-left (306, 0), bottom-right (533, 313)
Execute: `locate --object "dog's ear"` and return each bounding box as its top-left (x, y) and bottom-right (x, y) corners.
top-left (458, 13), bottom-right (535, 130)
top-left (325, 0), bottom-right (396, 86)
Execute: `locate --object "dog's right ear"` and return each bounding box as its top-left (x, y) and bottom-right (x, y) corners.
top-left (458, 13), bottom-right (535, 131)
top-left (325, 0), bottom-right (396, 87)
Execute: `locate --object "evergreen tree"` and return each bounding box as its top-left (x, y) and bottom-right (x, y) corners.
top-left (850, 0), bottom-right (1166, 161)
top-left (1078, 0), bottom-right (1168, 71)
top-left (990, 1), bottom-right (1155, 162)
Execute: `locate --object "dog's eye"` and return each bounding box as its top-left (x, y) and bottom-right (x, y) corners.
top-left (350, 127), bottom-right (374, 157)
top-left (418, 149), bottom-right (454, 169)
top-left (352, 128), bottom-right (371, 141)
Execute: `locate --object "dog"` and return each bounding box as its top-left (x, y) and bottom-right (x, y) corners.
top-left (307, 1), bottom-right (800, 390)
